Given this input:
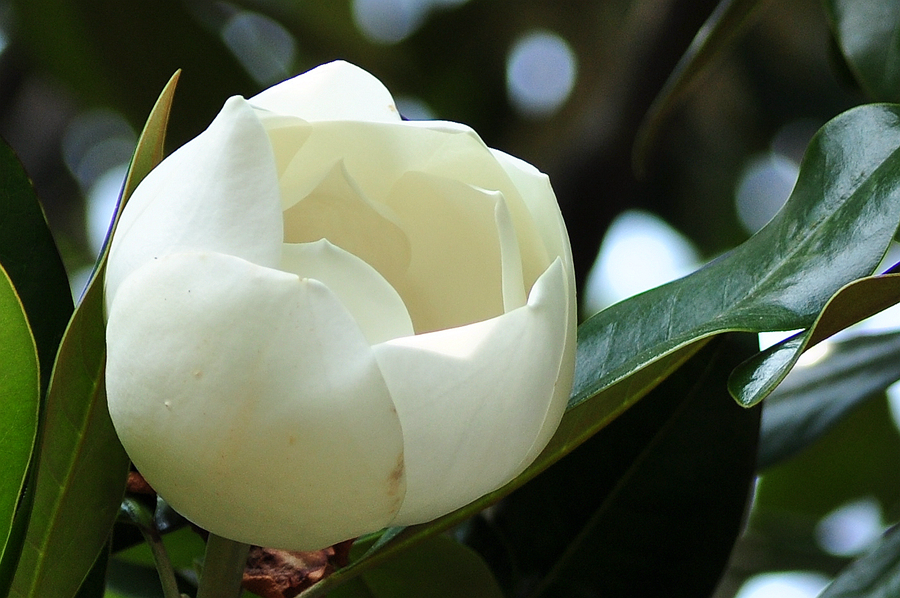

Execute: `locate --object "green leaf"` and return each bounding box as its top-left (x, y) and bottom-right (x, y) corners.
top-left (577, 104), bottom-right (900, 411)
top-left (823, 0), bottom-right (900, 102)
top-left (729, 273), bottom-right (900, 407)
top-left (819, 524), bottom-right (900, 597)
top-left (328, 536), bottom-right (504, 598)
top-left (476, 335), bottom-right (759, 598)
top-left (9, 71), bottom-right (180, 598)
top-left (0, 265), bottom-right (39, 570)
top-left (633, 0), bottom-right (769, 172)
top-left (0, 138), bottom-right (73, 395)
top-left (758, 330), bottom-right (900, 469)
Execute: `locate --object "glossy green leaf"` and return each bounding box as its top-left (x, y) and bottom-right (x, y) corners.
top-left (633, 0), bottom-right (769, 171)
top-left (577, 104), bottom-right (900, 411)
top-left (758, 330), bottom-right (900, 470)
top-left (819, 524), bottom-right (900, 597)
top-left (474, 335), bottom-right (759, 598)
top-left (9, 71), bottom-right (180, 598)
top-left (729, 273), bottom-right (900, 407)
top-left (328, 536), bottom-right (503, 598)
top-left (0, 138), bottom-right (73, 394)
top-left (0, 266), bottom-right (39, 569)
top-left (823, 0), bottom-right (900, 102)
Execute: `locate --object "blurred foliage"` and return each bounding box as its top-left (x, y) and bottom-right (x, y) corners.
top-left (1, 0), bottom-right (899, 597)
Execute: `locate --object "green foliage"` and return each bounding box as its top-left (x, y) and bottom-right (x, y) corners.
top-left (7, 73), bottom-right (180, 598)
top-left (758, 330), bottom-right (900, 469)
top-left (0, 265), bottom-right (39, 586)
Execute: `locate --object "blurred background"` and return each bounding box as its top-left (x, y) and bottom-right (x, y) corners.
top-left (0, 1), bottom-right (897, 597)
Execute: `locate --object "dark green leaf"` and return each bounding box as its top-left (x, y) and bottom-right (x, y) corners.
top-left (474, 335), bottom-right (759, 598)
top-left (8, 72), bottom-right (180, 598)
top-left (758, 330), bottom-right (900, 469)
top-left (0, 138), bottom-right (73, 394)
top-left (633, 0), bottom-right (770, 171)
top-left (0, 265), bottom-right (39, 571)
top-left (328, 536), bottom-right (503, 598)
top-left (577, 104), bottom-right (900, 411)
top-left (729, 273), bottom-right (900, 407)
top-left (823, 0), bottom-right (900, 102)
top-left (820, 524), bottom-right (900, 597)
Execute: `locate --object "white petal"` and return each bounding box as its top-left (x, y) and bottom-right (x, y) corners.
top-left (490, 148), bottom-right (574, 281)
top-left (495, 194), bottom-right (527, 312)
top-left (373, 258), bottom-right (571, 525)
top-left (106, 252), bottom-right (405, 550)
top-left (281, 161), bottom-right (411, 286)
top-left (252, 110), bottom-right (312, 179)
top-left (278, 120), bottom-right (551, 289)
top-left (250, 61), bottom-right (402, 123)
top-left (105, 97), bottom-right (282, 310)
top-left (281, 239), bottom-right (414, 345)
top-left (382, 172), bottom-right (507, 332)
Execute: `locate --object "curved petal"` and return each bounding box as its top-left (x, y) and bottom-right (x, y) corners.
top-left (373, 259), bottom-right (571, 525)
top-left (278, 119), bottom-right (550, 289)
top-left (105, 97), bottom-right (282, 310)
top-left (250, 61), bottom-right (402, 123)
top-left (383, 172), bottom-right (507, 332)
top-left (282, 161), bottom-right (411, 286)
top-left (281, 240), bottom-right (414, 345)
top-left (106, 252), bottom-right (405, 550)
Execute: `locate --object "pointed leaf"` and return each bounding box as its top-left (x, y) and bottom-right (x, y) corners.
top-left (819, 524), bottom-right (900, 597)
top-left (633, 0), bottom-right (769, 171)
top-left (729, 273), bottom-right (900, 407)
top-left (757, 330), bottom-right (900, 469)
top-left (823, 0), bottom-right (900, 102)
top-left (576, 103), bottom-right (900, 409)
top-left (0, 265), bottom-right (39, 568)
top-left (9, 71), bottom-right (180, 598)
top-left (0, 138), bottom-right (73, 394)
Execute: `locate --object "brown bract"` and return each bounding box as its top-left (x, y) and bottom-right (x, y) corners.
top-left (242, 540), bottom-right (354, 598)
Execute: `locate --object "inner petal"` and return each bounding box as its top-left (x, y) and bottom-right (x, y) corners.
top-left (282, 161), bottom-right (411, 286)
top-left (383, 172), bottom-right (508, 333)
top-left (281, 240), bottom-right (414, 345)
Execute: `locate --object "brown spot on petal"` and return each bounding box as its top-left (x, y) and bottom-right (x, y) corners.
top-left (242, 540), bottom-right (354, 598)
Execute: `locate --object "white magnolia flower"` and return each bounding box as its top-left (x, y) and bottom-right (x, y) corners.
top-left (104, 61), bottom-right (576, 550)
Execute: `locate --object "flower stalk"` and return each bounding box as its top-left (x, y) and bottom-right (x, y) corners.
top-left (196, 534), bottom-right (250, 598)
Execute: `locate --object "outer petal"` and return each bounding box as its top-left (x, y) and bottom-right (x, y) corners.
top-left (281, 239), bottom-right (414, 345)
top-left (105, 97), bottom-right (282, 309)
top-left (491, 149), bottom-right (578, 454)
top-left (250, 61), bottom-right (402, 123)
top-left (373, 259), bottom-right (571, 525)
top-left (106, 252), bottom-right (405, 550)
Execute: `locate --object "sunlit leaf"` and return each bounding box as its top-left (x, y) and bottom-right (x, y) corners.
top-left (0, 265), bottom-right (39, 576)
top-left (819, 524), bottom-right (900, 597)
top-left (757, 330), bottom-right (900, 469)
top-left (9, 71), bottom-right (180, 598)
top-left (729, 273), bottom-right (900, 407)
top-left (823, 0), bottom-right (900, 102)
